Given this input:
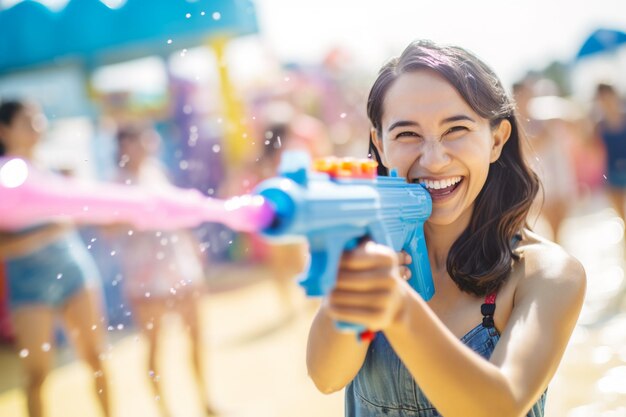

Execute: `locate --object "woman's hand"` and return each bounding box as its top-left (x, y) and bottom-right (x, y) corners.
top-left (323, 241), bottom-right (410, 332)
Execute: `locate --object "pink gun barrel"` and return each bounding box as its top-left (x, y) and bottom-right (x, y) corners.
top-left (0, 158), bottom-right (275, 232)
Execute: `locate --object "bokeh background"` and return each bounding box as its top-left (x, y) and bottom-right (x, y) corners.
top-left (1, 0), bottom-right (626, 416)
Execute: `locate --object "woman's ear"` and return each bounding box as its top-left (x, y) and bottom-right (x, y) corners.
top-left (490, 119), bottom-right (512, 163)
top-left (370, 128), bottom-right (388, 167)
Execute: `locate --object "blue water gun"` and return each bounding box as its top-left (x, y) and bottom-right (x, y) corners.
top-left (254, 152), bottom-right (434, 340)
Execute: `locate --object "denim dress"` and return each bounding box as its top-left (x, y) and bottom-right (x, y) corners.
top-left (345, 294), bottom-right (546, 417)
top-left (7, 227), bottom-right (100, 309)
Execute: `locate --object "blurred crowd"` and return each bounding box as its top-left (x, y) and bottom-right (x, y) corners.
top-left (1, 44), bottom-right (626, 417)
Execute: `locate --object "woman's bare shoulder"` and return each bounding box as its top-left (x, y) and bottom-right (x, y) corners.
top-left (514, 229), bottom-right (586, 295)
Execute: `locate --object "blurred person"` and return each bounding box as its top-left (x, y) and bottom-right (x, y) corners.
top-left (306, 40), bottom-right (586, 417)
top-left (593, 83), bottom-right (626, 231)
top-left (108, 123), bottom-right (217, 417)
top-left (513, 79), bottom-right (577, 242)
top-left (0, 100), bottom-right (111, 417)
top-left (226, 101), bottom-right (333, 319)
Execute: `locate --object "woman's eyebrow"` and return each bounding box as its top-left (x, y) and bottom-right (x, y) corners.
top-left (440, 115), bottom-right (476, 125)
top-left (387, 120), bottom-right (420, 132)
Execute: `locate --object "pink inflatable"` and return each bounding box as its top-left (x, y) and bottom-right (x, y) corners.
top-left (0, 158), bottom-right (274, 232)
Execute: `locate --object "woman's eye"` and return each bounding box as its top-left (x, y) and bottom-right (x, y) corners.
top-left (395, 131), bottom-right (419, 140)
top-left (443, 126), bottom-right (468, 137)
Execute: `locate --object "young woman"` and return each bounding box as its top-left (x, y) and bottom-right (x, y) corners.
top-left (594, 83), bottom-right (626, 230)
top-left (0, 100), bottom-right (111, 417)
top-left (306, 40), bottom-right (586, 417)
top-left (109, 123), bottom-right (216, 416)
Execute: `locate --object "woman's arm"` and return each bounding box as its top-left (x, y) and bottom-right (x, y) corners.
top-left (306, 246), bottom-right (414, 393)
top-left (306, 305), bottom-right (370, 393)
top-left (383, 243), bottom-right (586, 417)
top-left (0, 223), bottom-right (71, 259)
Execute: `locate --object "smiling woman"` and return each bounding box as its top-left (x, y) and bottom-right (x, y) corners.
top-left (307, 40), bottom-right (586, 417)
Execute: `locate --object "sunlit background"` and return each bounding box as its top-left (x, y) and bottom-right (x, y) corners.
top-left (0, 1), bottom-right (626, 416)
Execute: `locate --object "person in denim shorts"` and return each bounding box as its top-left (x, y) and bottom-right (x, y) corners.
top-left (306, 40), bottom-right (586, 417)
top-left (0, 100), bottom-right (112, 417)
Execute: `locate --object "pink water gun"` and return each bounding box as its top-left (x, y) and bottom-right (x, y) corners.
top-left (0, 157), bottom-right (274, 232)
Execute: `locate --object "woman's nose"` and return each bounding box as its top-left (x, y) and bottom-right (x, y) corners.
top-left (418, 140), bottom-right (451, 172)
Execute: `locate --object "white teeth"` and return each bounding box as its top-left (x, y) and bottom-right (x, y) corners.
top-left (418, 176), bottom-right (462, 190)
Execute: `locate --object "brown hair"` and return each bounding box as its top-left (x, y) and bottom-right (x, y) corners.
top-left (367, 40), bottom-right (539, 296)
top-left (0, 100), bottom-right (26, 156)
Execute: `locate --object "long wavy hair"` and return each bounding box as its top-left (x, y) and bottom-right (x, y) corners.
top-left (367, 40), bottom-right (539, 296)
top-left (0, 100), bottom-right (25, 157)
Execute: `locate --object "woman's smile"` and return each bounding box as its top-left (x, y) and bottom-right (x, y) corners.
top-left (414, 176), bottom-right (464, 203)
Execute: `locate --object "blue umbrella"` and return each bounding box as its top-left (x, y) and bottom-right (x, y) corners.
top-left (576, 28), bottom-right (626, 60)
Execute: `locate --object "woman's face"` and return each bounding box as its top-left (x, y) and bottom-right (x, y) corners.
top-left (0, 104), bottom-right (47, 153)
top-left (118, 129), bottom-right (159, 166)
top-left (372, 69), bottom-right (510, 226)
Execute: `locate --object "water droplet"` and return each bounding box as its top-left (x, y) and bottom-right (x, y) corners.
top-left (264, 140), bottom-right (270, 145)
top-left (41, 343), bottom-right (51, 352)
top-left (212, 144), bottom-right (221, 153)
top-left (185, 12), bottom-right (191, 18)
top-left (83, 205), bottom-right (89, 212)
top-left (91, 325), bottom-right (97, 330)
top-left (94, 370), bottom-right (103, 378)
top-left (128, 230), bottom-right (134, 236)
top-left (19, 349), bottom-right (29, 358)
top-left (146, 322), bottom-right (154, 330)
top-left (125, 179), bottom-right (132, 185)
top-left (212, 12), bottom-right (221, 20)
top-left (145, 292), bottom-right (151, 298)
top-left (340, 112), bottom-right (347, 118)
top-left (284, 77), bottom-right (290, 82)
top-left (207, 188), bottom-right (214, 195)
top-left (167, 39), bottom-right (173, 45)
top-left (87, 245), bottom-right (92, 250)
top-left (170, 288), bottom-right (177, 295)
top-left (183, 104), bottom-right (193, 114)
top-left (112, 280), bottom-right (118, 287)
top-left (107, 326), bottom-right (114, 331)
top-left (200, 11), bottom-right (206, 16)
top-left (56, 273), bottom-right (63, 280)
top-left (180, 49), bottom-right (188, 57)
top-left (91, 238), bottom-right (97, 243)
top-left (179, 160), bottom-right (189, 170)
top-left (117, 324), bottom-right (124, 330)
top-left (155, 231), bottom-right (162, 237)
top-left (110, 250), bottom-right (116, 257)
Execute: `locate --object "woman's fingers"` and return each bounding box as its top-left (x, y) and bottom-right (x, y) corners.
top-left (399, 250), bottom-right (412, 266)
top-left (334, 268), bottom-right (399, 291)
top-left (328, 288), bottom-right (393, 309)
top-left (340, 241), bottom-right (397, 270)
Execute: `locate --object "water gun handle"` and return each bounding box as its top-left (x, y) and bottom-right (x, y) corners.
top-left (404, 224), bottom-right (435, 301)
